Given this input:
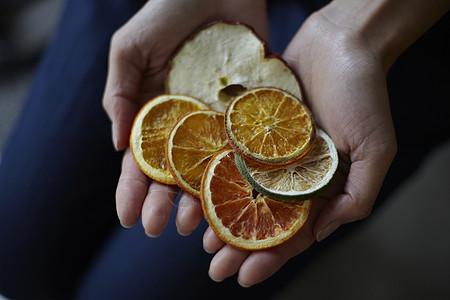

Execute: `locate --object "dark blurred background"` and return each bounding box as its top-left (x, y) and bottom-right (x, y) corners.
top-left (0, 0), bottom-right (63, 152)
top-left (0, 1), bottom-right (449, 299)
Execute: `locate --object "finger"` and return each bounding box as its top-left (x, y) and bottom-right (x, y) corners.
top-left (102, 31), bottom-right (145, 150)
top-left (203, 227), bottom-right (226, 254)
top-left (141, 181), bottom-right (180, 237)
top-left (116, 148), bottom-right (149, 228)
top-left (237, 249), bottom-right (288, 287)
top-left (175, 192), bottom-right (203, 236)
top-left (236, 200), bottom-right (323, 287)
top-left (314, 155), bottom-right (394, 242)
top-left (208, 245), bottom-right (250, 283)
top-left (205, 201), bottom-right (322, 286)
top-left (237, 228), bottom-right (316, 287)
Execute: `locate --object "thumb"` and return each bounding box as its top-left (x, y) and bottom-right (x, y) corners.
top-left (314, 150), bottom-right (395, 241)
top-left (102, 33), bottom-right (145, 151)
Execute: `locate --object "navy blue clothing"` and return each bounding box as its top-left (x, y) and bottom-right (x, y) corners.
top-left (0, 0), bottom-right (448, 298)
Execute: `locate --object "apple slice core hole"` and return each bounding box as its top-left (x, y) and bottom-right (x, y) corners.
top-left (218, 84), bottom-right (247, 104)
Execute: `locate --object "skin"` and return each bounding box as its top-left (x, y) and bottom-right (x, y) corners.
top-left (103, 0), bottom-right (449, 288)
top-left (103, 0), bottom-right (269, 235)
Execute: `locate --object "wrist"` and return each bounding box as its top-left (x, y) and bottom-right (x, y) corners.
top-left (317, 0), bottom-right (449, 71)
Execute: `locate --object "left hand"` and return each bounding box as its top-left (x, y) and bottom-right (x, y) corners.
top-left (203, 6), bottom-right (398, 286)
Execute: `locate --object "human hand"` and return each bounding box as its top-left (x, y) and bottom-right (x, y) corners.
top-left (102, 0), bottom-right (269, 235)
top-left (203, 5), bottom-right (398, 286)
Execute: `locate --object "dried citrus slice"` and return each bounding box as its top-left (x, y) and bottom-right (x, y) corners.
top-left (166, 110), bottom-right (231, 197)
top-left (201, 149), bottom-right (311, 250)
top-left (130, 94), bottom-right (209, 184)
top-left (225, 87), bottom-right (315, 165)
top-left (166, 21), bottom-right (302, 113)
top-left (235, 129), bottom-right (339, 202)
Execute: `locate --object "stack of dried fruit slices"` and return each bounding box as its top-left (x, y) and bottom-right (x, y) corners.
top-left (130, 21), bottom-right (338, 250)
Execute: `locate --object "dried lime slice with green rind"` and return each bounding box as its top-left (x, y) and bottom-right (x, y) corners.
top-left (235, 129), bottom-right (338, 202)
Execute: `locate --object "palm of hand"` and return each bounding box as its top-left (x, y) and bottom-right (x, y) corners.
top-left (203, 14), bottom-right (397, 286)
top-left (103, 0), bottom-right (270, 234)
top-left (104, 0), bottom-right (397, 287)
top-left (284, 17), bottom-right (397, 238)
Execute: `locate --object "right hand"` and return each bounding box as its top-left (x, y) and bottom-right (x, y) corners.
top-left (203, 4), bottom-right (398, 287)
top-left (102, 0), bottom-right (269, 235)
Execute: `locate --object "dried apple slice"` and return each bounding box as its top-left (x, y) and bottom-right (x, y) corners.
top-left (166, 21), bottom-right (302, 112)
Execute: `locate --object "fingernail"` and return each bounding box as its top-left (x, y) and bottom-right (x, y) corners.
top-left (316, 221), bottom-right (340, 242)
top-left (112, 124), bottom-right (119, 151)
top-left (208, 270), bottom-right (223, 283)
top-left (120, 222), bottom-right (133, 229)
top-left (145, 230), bottom-right (161, 238)
top-left (119, 217), bottom-right (135, 229)
top-left (177, 228), bottom-right (192, 237)
top-left (203, 246), bottom-right (215, 254)
top-left (237, 278), bottom-right (251, 288)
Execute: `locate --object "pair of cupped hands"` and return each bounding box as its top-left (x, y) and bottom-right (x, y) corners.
top-left (102, 0), bottom-right (396, 287)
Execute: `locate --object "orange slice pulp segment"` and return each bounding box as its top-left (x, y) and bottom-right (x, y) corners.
top-left (201, 149), bottom-right (311, 250)
top-left (225, 87), bottom-right (315, 165)
top-left (167, 110), bottom-right (231, 197)
top-left (130, 94), bottom-right (209, 184)
top-left (235, 129), bottom-right (339, 201)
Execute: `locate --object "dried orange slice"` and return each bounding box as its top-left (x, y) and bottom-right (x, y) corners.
top-left (166, 110), bottom-right (230, 197)
top-left (235, 129), bottom-right (339, 202)
top-left (201, 149), bottom-right (311, 250)
top-left (225, 87), bottom-right (315, 165)
top-left (130, 94), bottom-right (209, 184)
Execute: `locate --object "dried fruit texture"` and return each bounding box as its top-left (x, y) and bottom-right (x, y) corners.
top-left (201, 150), bottom-right (311, 250)
top-left (235, 129), bottom-right (339, 202)
top-left (130, 94), bottom-right (209, 184)
top-left (167, 111), bottom-right (231, 197)
top-left (226, 87), bottom-right (315, 165)
top-left (166, 21), bottom-right (301, 112)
